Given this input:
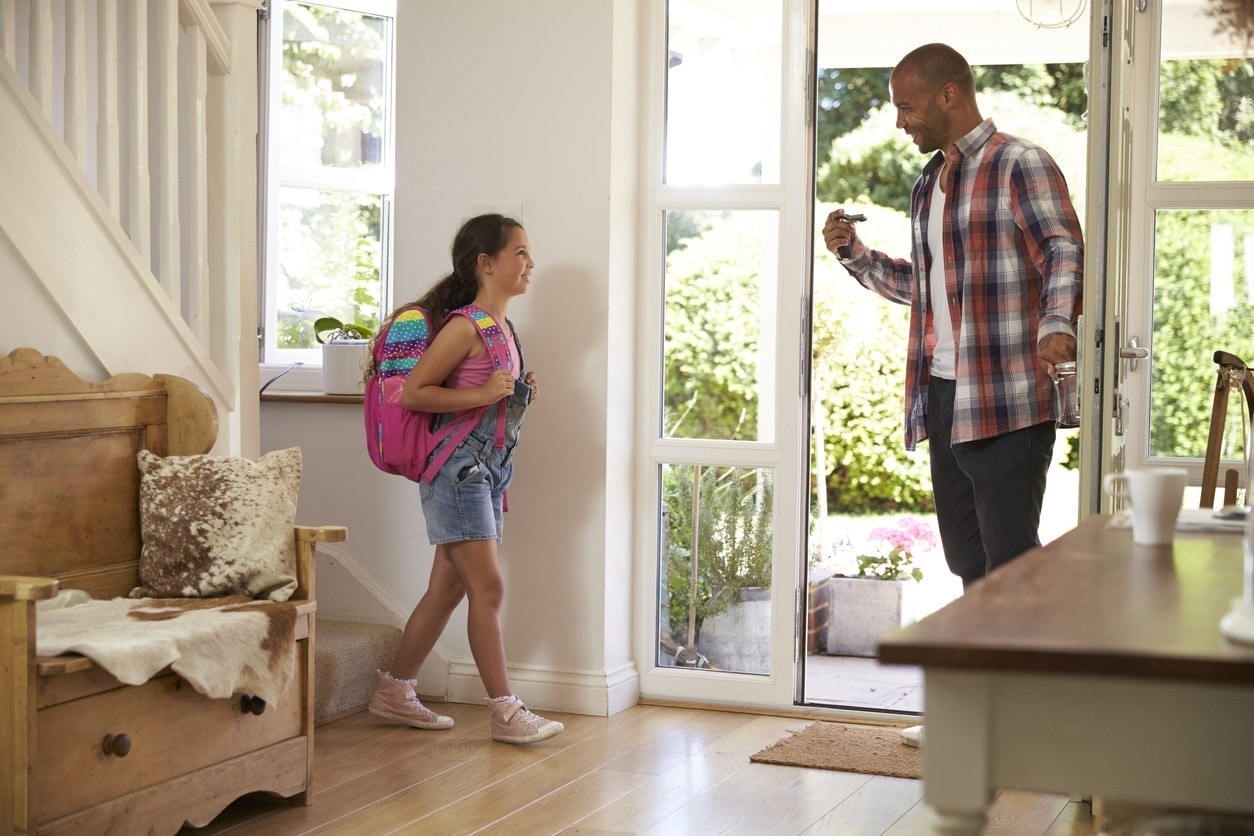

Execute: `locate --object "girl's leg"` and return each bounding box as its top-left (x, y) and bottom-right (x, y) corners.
top-left (368, 545), bottom-right (463, 730)
top-left (389, 544), bottom-right (465, 679)
top-left (445, 537), bottom-right (564, 744)
top-left (444, 538), bottom-right (511, 697)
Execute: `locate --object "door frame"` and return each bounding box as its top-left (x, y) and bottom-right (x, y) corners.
top-left (631, 0), bottom-right (817, 710)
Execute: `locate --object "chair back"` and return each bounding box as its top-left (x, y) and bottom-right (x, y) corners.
top-left (1201, 350), bottom-right (1254, 509)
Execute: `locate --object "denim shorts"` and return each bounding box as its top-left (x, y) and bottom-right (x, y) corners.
top-left (418, 432), bottom-right (513, 545)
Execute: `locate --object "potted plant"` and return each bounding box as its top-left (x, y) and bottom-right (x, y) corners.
top-left (314, 316), bottom-right (375, 395)
top-left (825, 517), bottom-right (935, 657)
top-left (662, 466), bottom-right (772, 672)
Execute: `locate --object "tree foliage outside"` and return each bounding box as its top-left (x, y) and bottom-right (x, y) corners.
top-left (275, 5), bottom-right (388, 350)
top-left (282, 6), bottom-right (386, 169)
top-left (663, 212), bottom-right (766, 441)
top-left (276, 191), bottom-right (383, 350)
top-left (810, 215), bottom-right (934, 513)
top-left (1150, 209), bottom-right (1254, 459)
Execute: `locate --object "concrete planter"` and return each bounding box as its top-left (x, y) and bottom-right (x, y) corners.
top-left (697, 586), bottom-right (770, 674)
top-left (824, 575), bottom-right (918, 657)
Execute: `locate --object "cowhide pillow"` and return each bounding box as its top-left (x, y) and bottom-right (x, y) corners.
top-left (131, 447), bottom-right (302, 602)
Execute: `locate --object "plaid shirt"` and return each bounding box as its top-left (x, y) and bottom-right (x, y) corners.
top-left (841, 119), bottom-right (1083, 450)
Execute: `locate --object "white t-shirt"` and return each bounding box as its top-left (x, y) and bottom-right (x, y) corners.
top-left (928, 175), bottom-right (955, 380)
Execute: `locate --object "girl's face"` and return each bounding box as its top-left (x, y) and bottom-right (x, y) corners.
top-left (481, 226), bottom-right (533, 296)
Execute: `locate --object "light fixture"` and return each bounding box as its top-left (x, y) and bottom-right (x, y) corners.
top-left (1015, 0), bottom-right (1089, 29)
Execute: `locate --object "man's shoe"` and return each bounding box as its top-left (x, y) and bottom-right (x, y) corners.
top-left (901, 724), bottom-right (924, 748)
top-left (490, 696), bottom-right (564, 744)
top-left (368, 670), bottom-right (454, 729)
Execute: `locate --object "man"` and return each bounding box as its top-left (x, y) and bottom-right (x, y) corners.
top-left (823, 44), bottom-right (1083, 745)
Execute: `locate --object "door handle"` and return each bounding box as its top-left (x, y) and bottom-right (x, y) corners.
top-left (1119, 336), bottom-right (1150, 372)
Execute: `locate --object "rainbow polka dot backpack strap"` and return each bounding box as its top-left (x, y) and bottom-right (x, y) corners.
top-left (378, 307), bottom-right (431, 383)
top-left (450, 304), bottom-right (522, 375)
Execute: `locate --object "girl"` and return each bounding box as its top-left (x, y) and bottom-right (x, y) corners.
top-left (367, 214), bottom-right (562, 745)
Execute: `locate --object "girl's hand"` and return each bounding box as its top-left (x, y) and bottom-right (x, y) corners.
top-left (524, 371), bottom-right (539, 399)
top-left (482, 369), bottom-right (515, 404)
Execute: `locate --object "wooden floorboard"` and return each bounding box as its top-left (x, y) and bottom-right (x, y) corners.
top-left (185, 703), bottom-right (1096, 836)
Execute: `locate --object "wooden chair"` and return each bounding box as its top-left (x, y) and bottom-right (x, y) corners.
top-left (1200, 350), bottom-right (1254, 509)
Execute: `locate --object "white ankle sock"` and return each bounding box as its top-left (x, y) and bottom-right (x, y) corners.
top-left (484, 694), bottom-right (517, 705)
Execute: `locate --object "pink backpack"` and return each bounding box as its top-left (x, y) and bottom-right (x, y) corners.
top-left (364, 303), bottom-right (518, 483)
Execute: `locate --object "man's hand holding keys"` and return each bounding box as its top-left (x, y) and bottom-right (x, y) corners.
top-left (822, 210), bottom-right (865, 258)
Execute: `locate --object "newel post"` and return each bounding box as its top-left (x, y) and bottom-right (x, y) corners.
top-left (208, 0), bottom-right (263, 458)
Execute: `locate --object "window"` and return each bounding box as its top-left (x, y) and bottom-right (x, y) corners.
top-left (1120, 0), bottom-right (1254, 472)
top-left (261, 0), bottom-right (396, 369)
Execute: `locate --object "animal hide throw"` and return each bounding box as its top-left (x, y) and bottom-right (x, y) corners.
top-left (36, 589), bottom-right (297, 706)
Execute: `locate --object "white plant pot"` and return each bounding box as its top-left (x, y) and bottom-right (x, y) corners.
top-left (322, 339), bottom-right (369, 395)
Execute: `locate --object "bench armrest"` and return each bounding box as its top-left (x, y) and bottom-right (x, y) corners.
top-left (295, 525), bottom-right (347, 543)
top-left (0, 576), bottom-right (59, 602)
top-left (291, 525), bottom-right (347, 603)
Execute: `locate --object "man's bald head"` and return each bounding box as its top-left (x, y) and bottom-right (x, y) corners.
top-left (891, 43), bottom-right (976, 99)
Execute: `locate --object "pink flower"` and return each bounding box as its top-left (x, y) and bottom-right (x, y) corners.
top-left (867, 517), bottom-right (936, 557)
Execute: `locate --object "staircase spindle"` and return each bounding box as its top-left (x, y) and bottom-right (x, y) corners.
top-left (124, 0), bottom-right (151, 261)
top-left (153, 0), bottom-right (180, 308)
top-left (28, 0), bottom-right (52, 117)
top-left (186, 23), bottom-right (209, 346)
top-left (97, 0), bottom-right (120, 215)
top-left (64, 0), bottom-right (87, 164)
top-left (1, 1), bottom-right (15, 68)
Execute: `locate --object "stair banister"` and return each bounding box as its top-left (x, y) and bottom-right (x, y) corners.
top-left (4, 0), bottom-right (240, 386)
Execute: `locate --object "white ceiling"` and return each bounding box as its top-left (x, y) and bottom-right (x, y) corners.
top-left (817, 1), bottom-right (1092, 67)
top-left (813, 0), bottom-right (1240, 66)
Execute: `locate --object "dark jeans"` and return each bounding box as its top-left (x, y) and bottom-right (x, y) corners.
top-left (926, 376), bottom-right (1056, 588)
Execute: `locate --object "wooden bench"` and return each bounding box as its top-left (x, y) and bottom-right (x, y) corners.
top-left (0, 347), bottom-right (345, 834)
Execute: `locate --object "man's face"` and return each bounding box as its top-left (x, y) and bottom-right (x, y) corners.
top-left (890, 71), bottom-right (950, 155)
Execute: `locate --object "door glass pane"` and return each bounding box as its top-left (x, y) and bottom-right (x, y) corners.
top-left (665, 0), bottom-right (782, 185)
top-left (275, 186), bottom-right (384, 349)
top-left (663, 210), bottom-right (778, 441)
top-left (658, 463), bottom-right (773, 675)
top-left (281, 5), bottom-right (390, 170)
top-left (1156, 0), bottom-right (1254, 182)
top-left (1149, 209), bottom-right (1254, 458)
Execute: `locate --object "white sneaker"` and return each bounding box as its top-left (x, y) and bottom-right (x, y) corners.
top-left (901, 724), bottom-right (924, 748)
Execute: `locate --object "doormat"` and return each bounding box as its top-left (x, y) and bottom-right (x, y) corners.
top-left (749, 721), bottom-right (921, 779)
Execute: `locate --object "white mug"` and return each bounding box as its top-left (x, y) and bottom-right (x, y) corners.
top-left (1103, 467), bottom-right (1188, 545)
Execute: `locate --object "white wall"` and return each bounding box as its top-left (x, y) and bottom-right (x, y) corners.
top-left (1, 233), bottom-right (103, 375)
top-left (262, 0), bottom-right (642, 716)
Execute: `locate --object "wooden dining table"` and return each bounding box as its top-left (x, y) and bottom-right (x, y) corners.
top-left (878, 513), bottom-right (1254, 834)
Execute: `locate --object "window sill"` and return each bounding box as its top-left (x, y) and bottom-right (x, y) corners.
top-left (261, 391), bottom-right (363, 405)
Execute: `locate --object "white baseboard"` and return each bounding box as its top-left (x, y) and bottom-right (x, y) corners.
top-left (447, 659), bottom-right (640, 717)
